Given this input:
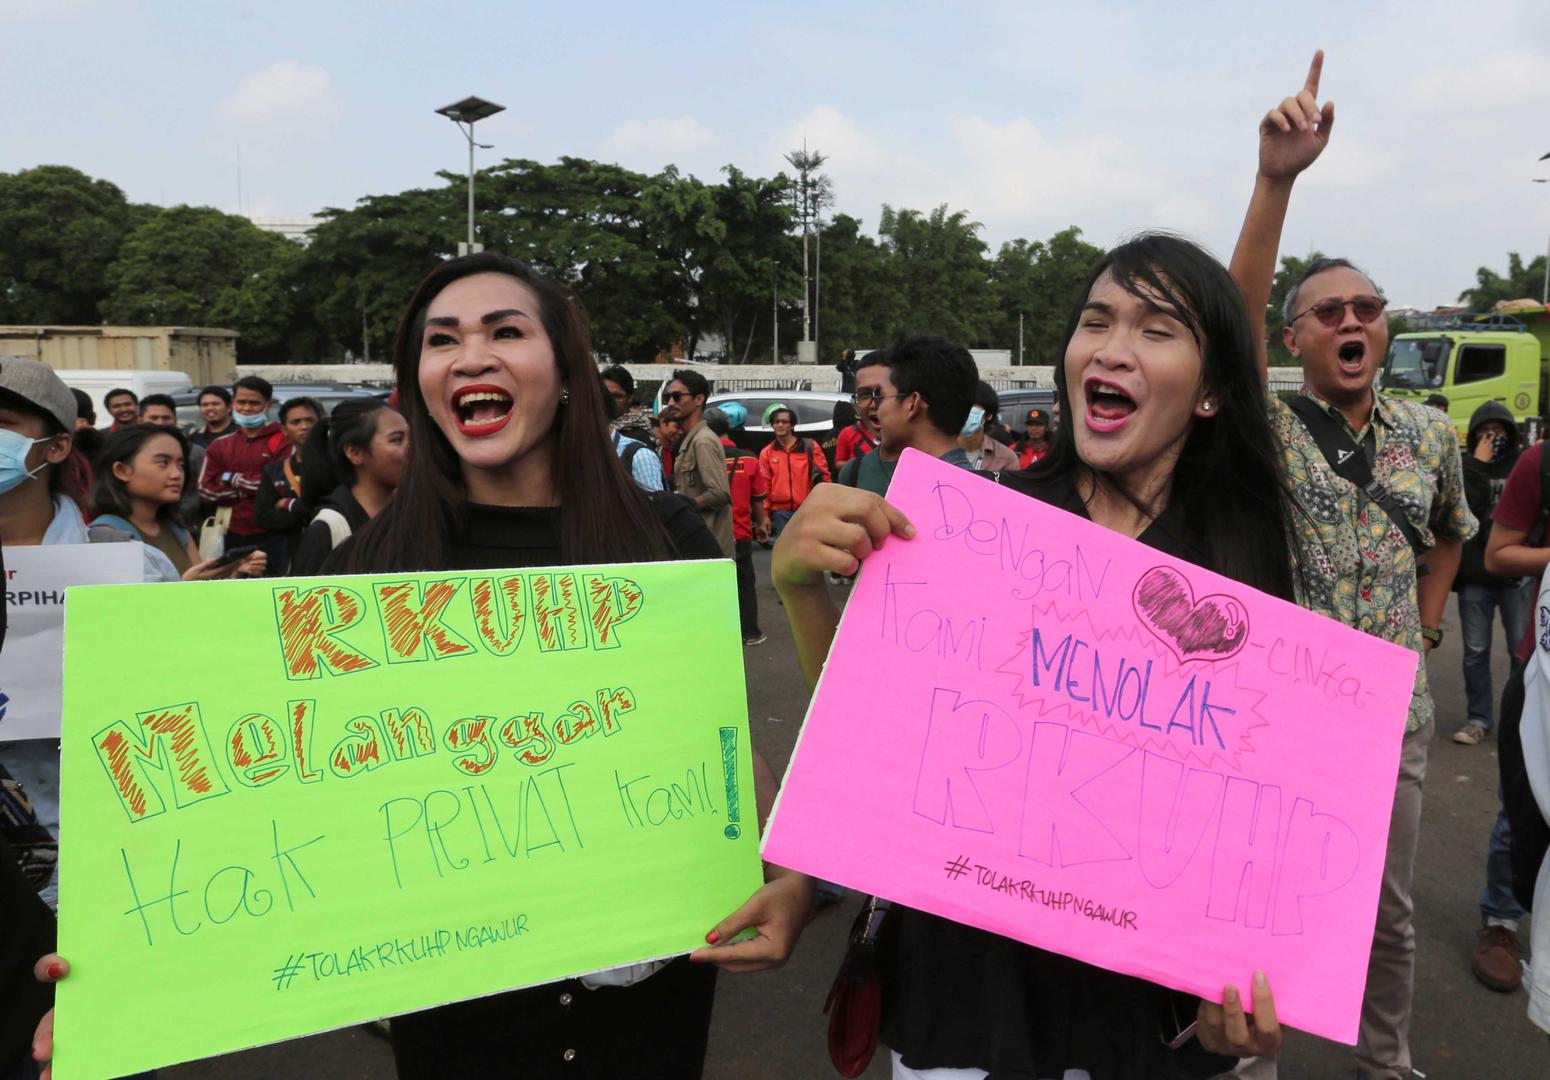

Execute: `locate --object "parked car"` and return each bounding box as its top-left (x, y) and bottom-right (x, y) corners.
top-left (704, 390), bottom-right (851, 452)
top-left (996, 388), bottom-right (1058, 434)
top-left (171, 383), bottom-right (390, 434)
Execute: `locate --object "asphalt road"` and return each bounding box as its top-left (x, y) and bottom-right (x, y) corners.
top-left (163, 548), bottom-right (1548, 1080)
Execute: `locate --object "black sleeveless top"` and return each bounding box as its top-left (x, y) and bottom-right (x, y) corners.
top-left (877, 467), bottom-right (1235, 1080)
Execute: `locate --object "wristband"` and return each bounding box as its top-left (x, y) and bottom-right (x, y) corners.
top-left (1420, 626), bottom-right (1443, 647)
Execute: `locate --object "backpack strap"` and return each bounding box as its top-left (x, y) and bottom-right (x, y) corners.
top-left (1286, 396), bottom-right (1429, 560)
top-left (312, 507), bottom-right (353, 550)
top-left (1529, 445), bottom-right (1550, 547)
top-left (620, 439), bottom-right (646, 473)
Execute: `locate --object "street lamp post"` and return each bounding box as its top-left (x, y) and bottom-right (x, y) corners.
top-left (1538, 153), bottom-right (1549, 304)
top-left (436, 96), bottom-right (506, 254)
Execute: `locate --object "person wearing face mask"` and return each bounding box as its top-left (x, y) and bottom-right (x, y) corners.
top-left (0, 357), bottom-right (182, 915)
top-left (197, 375), bottom-right (291, 568)
top-left (771, 234), bottom-right (1296, 1077)
top-left (1230, 53), bottom-right (1475, 1080)
top-left (959, 381), bottom-right (1020, 472)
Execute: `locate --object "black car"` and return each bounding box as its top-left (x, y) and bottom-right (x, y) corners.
top-left (997, 388), bottom-right (1057, 434)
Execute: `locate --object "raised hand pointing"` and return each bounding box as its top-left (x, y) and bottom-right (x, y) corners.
top-left (1259, 49), bottom-right (1335, 183)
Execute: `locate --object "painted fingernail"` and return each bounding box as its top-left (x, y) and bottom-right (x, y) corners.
top-left (46, 962), bottom-right (62, 980)
top-left (705, 930), bottom-right (720, 945)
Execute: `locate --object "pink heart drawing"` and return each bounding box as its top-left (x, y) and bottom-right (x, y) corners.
top-left (1131, 565), bottom-right (1250, 663)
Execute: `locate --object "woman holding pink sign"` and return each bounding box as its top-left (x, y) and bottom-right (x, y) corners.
top-left (772, 231), bottom-right (1295, 1078)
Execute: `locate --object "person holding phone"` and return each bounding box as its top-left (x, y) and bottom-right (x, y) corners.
top-left (87, 425), bottom-right (266, 581)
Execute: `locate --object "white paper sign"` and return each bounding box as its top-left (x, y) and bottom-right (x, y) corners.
top-left (2, 543), bottom-right (144, 741)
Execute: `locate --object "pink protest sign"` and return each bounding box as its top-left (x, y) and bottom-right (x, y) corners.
top-left (762, 449), bottom-right (1418, 1044)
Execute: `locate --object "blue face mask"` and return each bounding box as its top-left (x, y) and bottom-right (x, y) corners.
top-left (232, 408), bottom-right (268, 430)
top-left (0, 428), bottom-right (52, 496)
top-left (960, 405), bottom-right (985, 438)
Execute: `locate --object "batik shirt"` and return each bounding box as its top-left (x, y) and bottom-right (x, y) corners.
top-left (1267, 387), bottom-right (1477, 732)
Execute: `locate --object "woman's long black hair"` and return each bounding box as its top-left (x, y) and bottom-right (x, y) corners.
top-left (90, 424), bottom-right (192, 529)
top-left (1029, 233), bottom-right (1295, 601)
top-left (300, 398), bottom-right (393, 497)
top-left (342, 252), bottom-right (673, 572)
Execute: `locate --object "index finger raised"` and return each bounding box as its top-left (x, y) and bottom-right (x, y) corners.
top-left (1304, 49), bottom-right (1324, 96)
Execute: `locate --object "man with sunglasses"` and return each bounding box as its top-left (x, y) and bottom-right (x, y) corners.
top-left (662, 370), bottom-right (734, 558)
top-left (1230, 53), bottom-right (1475, 1080)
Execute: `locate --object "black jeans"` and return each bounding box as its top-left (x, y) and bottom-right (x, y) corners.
top-left (735, 539), bottom-right (761, 638)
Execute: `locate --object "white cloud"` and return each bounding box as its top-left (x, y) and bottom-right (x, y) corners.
top-left (216, 60), bottom-right (343, 145)
top-left (602, 115), bottom-right (716, 167)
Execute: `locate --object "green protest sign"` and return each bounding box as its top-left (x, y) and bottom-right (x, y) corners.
top-left (53, 560), bottom-right (759, 1079)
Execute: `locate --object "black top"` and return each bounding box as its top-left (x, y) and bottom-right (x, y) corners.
top-left (448, 490), bottom-right (719, 568)
top-left (290, 485), bottom-right (371, 577)
top-left (878, 466), bottom-right (1233, 1080)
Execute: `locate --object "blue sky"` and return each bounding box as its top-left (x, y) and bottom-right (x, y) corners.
top-left (5, 0), bottom-right (1550, 313)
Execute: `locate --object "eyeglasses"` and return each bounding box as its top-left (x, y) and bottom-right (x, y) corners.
top-left (1292, 295), bottom-right (1387, 328)
top-left (663, 391), bottom-right (695, 403)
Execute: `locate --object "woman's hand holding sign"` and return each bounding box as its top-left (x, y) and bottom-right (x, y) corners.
top-left (1197, 971), bottom-right (1283, 1059)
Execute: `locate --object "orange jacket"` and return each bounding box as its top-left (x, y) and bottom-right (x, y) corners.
top-left (758, 437), bottom-right (831, 511)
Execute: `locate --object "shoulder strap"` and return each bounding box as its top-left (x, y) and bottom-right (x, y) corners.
top-left (313, 508), bottom-right (353, 549)
top-left (1530, 446), bottom-right (1550, 547)
top-left (620, 439), bottom-right (645, 471)
top-left (1286, 396), bottom-right (1429, 559)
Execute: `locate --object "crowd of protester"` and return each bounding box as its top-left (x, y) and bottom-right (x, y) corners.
top-left (1, 49), bottom-right (1548, 1080)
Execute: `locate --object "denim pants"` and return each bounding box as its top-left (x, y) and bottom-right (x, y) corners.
top-left (1458, 581), bottom-right (1530, 730)
top-left (770, 508), bottom-right (795, 536)
top-left (1480, 798), bottom-right (1526, 923)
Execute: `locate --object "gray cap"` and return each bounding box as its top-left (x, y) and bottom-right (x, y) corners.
top-left (0, 355), bottom-right (78, 432)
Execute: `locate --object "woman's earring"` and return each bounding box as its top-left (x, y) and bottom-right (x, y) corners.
top-left (559, 389), bottom-right (570, 406)
top-left (1201, 400), bottom-right (1214, 412)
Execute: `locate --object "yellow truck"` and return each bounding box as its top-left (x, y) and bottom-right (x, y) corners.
top-left (1379, 303), bottom-right (1550, 437)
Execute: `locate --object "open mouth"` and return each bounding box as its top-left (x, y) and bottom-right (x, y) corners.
top-left (1084, 378), bottom-right (1137, 430)
top-left (1337, 340), bottom-right (1367, 374)
top-left (451, 384), bottom-right (515, 437)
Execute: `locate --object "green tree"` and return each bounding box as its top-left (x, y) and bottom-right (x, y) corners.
top-left (988, 227), bottom-right (1103, 365)
top-left (295, 183), bottom-right (460, 362)
top-left (1458, 251), bottom-right (1549, 311)
top-left (684, 167), bottom-right (797, 363)
top-left (1265, 250), bottom-right (1328, 367)
top-left (877, 205), bottom-right (995, 345)
top-left (102, 206), bottom-right (302, 361)
top-left (812, 213), bottom-right (899, 359)
top-left (477, 157), bottom-right (691, 363)
top-left (0, 165), bottom-right (138, 324)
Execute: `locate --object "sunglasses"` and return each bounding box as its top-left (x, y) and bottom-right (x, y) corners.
top-left (663, 391), bottom-right (696, 403)
top-left (1292, 295), bottom-right (1387, 328)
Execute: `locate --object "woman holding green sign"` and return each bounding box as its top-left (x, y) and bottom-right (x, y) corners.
top-left (329, 253), bottom-right (811, 1076)
top-left (771, 233), bottom-right (1295, 1079)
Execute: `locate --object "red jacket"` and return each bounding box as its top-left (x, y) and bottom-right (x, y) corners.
top-left (198, 423), bottom-right (290, 537)
top-left (758, 437), bottom-right (831, 512)
top-left (721, 438), bottom-right (767, 541)
top-left (835, 422), bottom-right (878, 466)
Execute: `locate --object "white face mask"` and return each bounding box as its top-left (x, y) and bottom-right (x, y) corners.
top-left (0, 428), bottom-right (52, 495)
top-left (960, 405), bottom-right (986, 438)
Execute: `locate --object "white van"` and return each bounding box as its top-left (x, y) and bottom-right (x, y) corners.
top-left (54, 370), bottom-right (194, 427)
